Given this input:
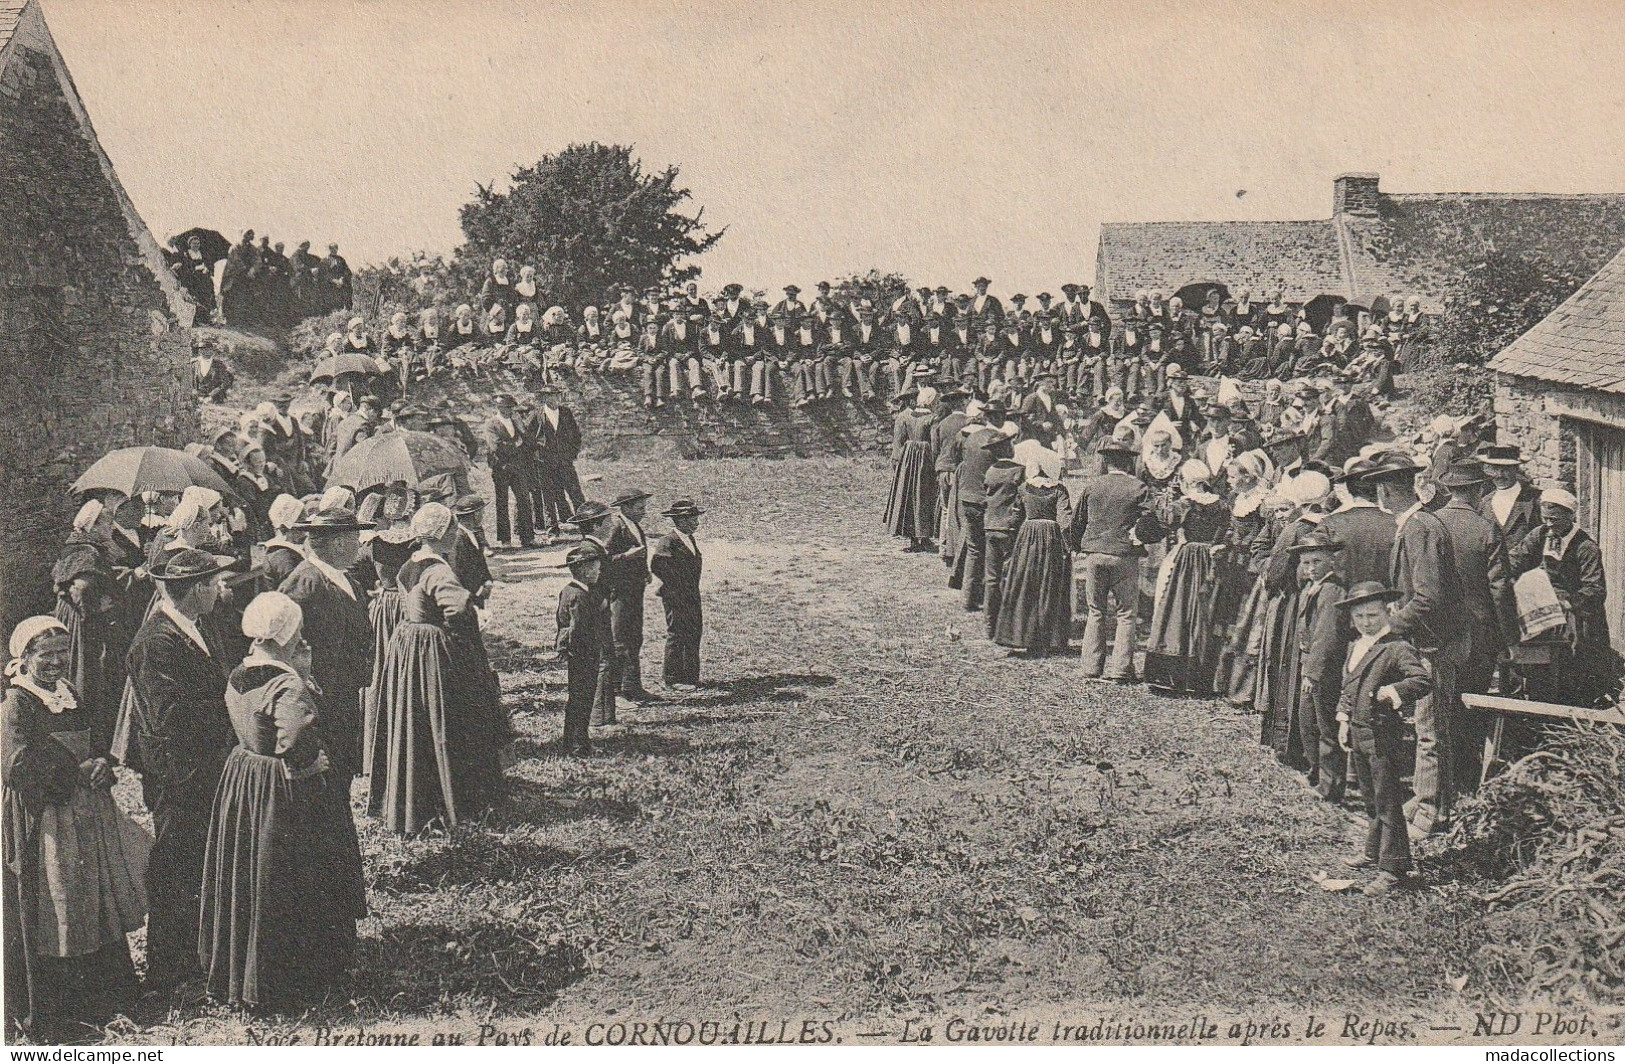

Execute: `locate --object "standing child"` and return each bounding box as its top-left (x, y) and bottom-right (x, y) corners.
top-left (1336, 581), bottom-right (1433, 895)
top-left (555, 545), bottom-right (606, 756)
top-left (651, 500), bottom-right (705, 692)
top-left (1289, 532), bottom-right (1347, 800)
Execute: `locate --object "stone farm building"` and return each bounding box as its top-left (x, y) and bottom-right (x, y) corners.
top-left (0, 0), bottom-right (196, 631)
top-left (1094, 173), bottom-right (1625, 322)
top-left (1490, 245), bottom-right (1625, 651)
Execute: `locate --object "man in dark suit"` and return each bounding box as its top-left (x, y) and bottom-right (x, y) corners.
top-left (1152, 364), bottom-right (1205, 444)
top-left (530, 384), bottom-right (586, 537)
top-left (1478, 445), bottom-right (1541, 561)
top-left (125, 548), bottom-right (235, 990)
top-left (952, 404), bottom-right (1006, 609)
top-left (555, 544), bottom-right (606, 756)
top-left (1073, 438), bottom-right (1165, 681)
top-left (1018, 373), bottom-right (1062, 445)
top-left (967, 277), bottom-right (1004, 335)
top-left (1063, 283), bottom-right (1112, 340)
top-left (650, 499), bottom-right (705, 691)
top-left (981, 430), bottom-right (1026, 639)
top-left (1367, 451), bottom-right (1466, 835)
top-left (1433, 460), bottom-right (1514, 791)
top-left (484, 394), bottom-right (534, 549)
top-left (603, 489), bottom-right (657, 706)
top-left (1319, 461), bottom-right (1398, 588)
top-left (279, 507), bottom-right (373, 777)
top-left (1312, 372), bottom-right (1376, 468)
top-left (1509, 489), bottom-right (1618, 708)
top-left (450, 493), bottom-right (495, 608)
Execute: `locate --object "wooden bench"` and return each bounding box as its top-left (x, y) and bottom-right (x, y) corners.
top-left (1461, 692), bottom-right (1625, 784)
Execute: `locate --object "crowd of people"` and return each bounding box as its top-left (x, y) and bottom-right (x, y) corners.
top-left (884, 362), bottom-right (1618, 898)
top-left (2, 385), bottom-right (711, 1038)
top-left (265, 261), bottom-right (1427, 414)
top-left (168, 229), bottom-right (353, 329)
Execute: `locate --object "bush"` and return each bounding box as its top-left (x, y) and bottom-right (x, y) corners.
top-left (1404, 364), bottom-right (1493, 419)
top-left (1438, 722), bottom-right (1625, 1003)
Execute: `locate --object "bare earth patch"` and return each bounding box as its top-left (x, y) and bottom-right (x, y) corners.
top-left (117, 456), bottom-right (1522, 1042)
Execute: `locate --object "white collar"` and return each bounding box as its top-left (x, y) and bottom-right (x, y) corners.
top-left (1331, 497), bottom-right (1379, 514)
top-left (241, 650), bottom-right (302, 681)
top-left (160, 600), bottom-right (211, 656)
top-left (567, 578), bottom-right (591, 594)
top-left (305, 554), bottom-right (357, 600)
top-left (1348, 625), bottom-right (1392, 668)
top-left (1394, 500), bottom-right (1425, 532)
top-left (11, 675), bottom-right (78, 714)
top-left (266, 534), bottom-right (303, 554)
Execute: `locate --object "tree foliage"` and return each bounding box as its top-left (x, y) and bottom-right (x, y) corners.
top-left (455, 143), bottom-right (724, 310)
top-left (832, 269), bottom-right (912, 309)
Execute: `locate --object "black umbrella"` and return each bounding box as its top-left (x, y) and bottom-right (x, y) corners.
top-left (170, 227), bottom-right (231, 265)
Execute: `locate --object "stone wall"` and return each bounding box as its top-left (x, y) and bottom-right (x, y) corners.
top-left (1492, 373), bottom-right (1625, 488)
top-left (0, 41), bottom-right (196, 630)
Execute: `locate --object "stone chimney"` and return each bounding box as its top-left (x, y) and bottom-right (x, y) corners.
top-left (1333, 173), bottom-right (1381, 217)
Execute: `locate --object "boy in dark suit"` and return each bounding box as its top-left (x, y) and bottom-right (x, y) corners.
top-left (555, 544), bottom-right (605, 756)
top-left (1336, 581), bottom-right (1433, 895)
top-left (1290, 532), bottom-right (1346, 801)
top-left (651, 499), bottom-right (705, 691)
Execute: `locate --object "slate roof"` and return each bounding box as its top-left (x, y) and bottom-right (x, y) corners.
top-left (1096, 181), bottom-right (1625, 317)
top-left (0, 1), bottom-right (27, 54)
top-left (1488, 245), bottom-right (1625, 395)
top-left (1341, 193), bottom-right (1625, 311)
top-left (1096, 220), bottom-right (1346, 305)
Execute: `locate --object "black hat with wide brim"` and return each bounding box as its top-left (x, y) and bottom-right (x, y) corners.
top-left (662, 499), bottom-right (704, 518)
top-left (149, 548), bottom-right (236, 582)
top-left (1340, 581), bottom-right (1402, 609)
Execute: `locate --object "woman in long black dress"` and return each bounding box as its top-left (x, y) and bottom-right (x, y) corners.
top-left (3, 617), bottom-right (148, 1043)
top-left (373, 504), bottom-right (507, 834)
top-left (360, 491), bottom-right (419, 804)
top-left (50, 501), bottom-right (125, 752)
top-left (992, 473), bottom-right (1073, 656)
top-left (884, 386), bottom-right (939, 551)
top-left (1144, 461), bottom-right (1230, 695)
top-left (199, 592), bottom-right (365, 1010)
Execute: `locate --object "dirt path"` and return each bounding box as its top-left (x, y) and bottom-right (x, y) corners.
top-left (144, 457), bottom-right (1479, 1041)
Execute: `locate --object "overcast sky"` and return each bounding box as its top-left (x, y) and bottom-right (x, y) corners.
top-left (43, 0), bottom-right (1625, 294)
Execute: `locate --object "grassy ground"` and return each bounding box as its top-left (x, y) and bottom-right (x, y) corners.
top-left (112, 456), bottom-right (1515, 1043)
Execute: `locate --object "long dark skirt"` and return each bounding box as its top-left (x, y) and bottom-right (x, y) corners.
top-left (993, 520), bottom-right (1073, 651)
top-left (1255, 590), bottom-right (1301, 757)
top-left (372, 621), bottom-right (458, 834)
top-left (1220, 576), bottom-right (1267, 703)
top-left (884, 441), bottom-right (938, 540)
top-left (199, 749), bottom-right (365, 1008)
top-left (3, 851), bottom-right (135, 1044)
top-left (447, 631), bottom-right (508, 816)
top-left (361, 588), bottom-right (404, 788)
top-left (52, 599), bottom-right (119, 753)
top-left (1144, 542), bottom-right (1219, 695)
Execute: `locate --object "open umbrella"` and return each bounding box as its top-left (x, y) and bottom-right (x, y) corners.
top-left (71, 445), bottom-right (233, 499)
top-left (328, 429), bottom-right (469, 493)
top-left (311, 353), bottom-right (384, 382)
top-left (169, 227), bottom-right (231, 265)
